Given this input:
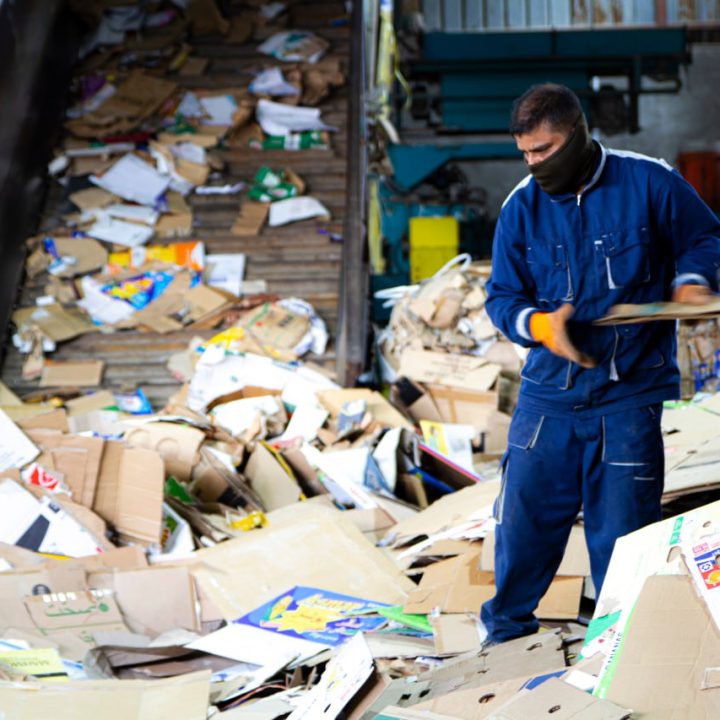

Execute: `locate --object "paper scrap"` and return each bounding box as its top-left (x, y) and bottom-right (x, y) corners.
top-left (268, 197), bottom-right (330, 227)
top-left (90, 154), bottom-right (170, 206)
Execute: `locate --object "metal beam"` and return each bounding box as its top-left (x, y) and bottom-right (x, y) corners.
top-left (336, 0), bottom-right (369, 386)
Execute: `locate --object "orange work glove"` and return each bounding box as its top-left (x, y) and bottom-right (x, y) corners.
top-left (672, 284), bottom-right (713, 305)
top-left (529, 304), bottom-right (596, 369)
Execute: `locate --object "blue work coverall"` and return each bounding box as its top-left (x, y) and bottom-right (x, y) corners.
top-left (482, 144), bottom-right (720, 642)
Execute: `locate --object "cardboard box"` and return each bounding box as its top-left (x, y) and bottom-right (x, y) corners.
top-left (192, 502), bottom-right (413, 620)
top-left (490, 677), bottom-right (630, 719)
top-left (124, 422), bottom-right (204, 482)
top-left (399, 350), bottom-right (502, 393)
top-left (244, 441), bottom-right (302, 511)
top-left (481, 525), bottom-right (591, 578)
top-left (93, 443), bottom-right (164, 546)
top-left (602, 575), bottom-right (720, 717)
top-left (0, 670), bottom-right (211, 720)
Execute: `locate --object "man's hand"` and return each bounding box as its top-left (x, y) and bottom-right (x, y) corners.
top-left (529, 304), bottom-right (596, 369)
top-left (672, 283), bottom-right (713, 305)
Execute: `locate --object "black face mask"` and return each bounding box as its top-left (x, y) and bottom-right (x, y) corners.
top-left (527, 115), bottom-right (600, 195)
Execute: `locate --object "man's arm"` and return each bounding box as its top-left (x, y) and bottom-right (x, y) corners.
top-left (485, 210), bottom-right (540, 348)
top-left (659, 168), bottom-right (720, 298)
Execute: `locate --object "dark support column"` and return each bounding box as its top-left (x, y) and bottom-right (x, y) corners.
top-left (0, 2), bottom-right (80, 362)
top-left (336, 0), bottom-right (369, 387)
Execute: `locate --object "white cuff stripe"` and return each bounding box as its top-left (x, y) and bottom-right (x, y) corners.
top-left (515, 307), bottom-right (536, 341)
top-left (672, 273), bottom-right (710, 288)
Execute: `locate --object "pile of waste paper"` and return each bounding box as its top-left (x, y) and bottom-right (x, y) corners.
top-left (2, 1), bottom-right (720, 719)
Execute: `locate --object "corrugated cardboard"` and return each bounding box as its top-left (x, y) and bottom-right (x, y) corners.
top-left (399, 350), bottom-right (502, 393)
top-left (481, 525), bottom-right (591, 578)
top-left (65, 390), bottom-right (117, 417)
top-left (317, 389), bottom-right (412, 430)
top-left (387, 480), bottom-right (499, 548)
top-left (40, 360), bottom-right (105, 388)
top-left (430, 613), bottom-right (482, 655)
top-left (359, 632), bottom-right (565, 717)
top-left (186, 285), bottom-right (229, 321)
top-left (124, 422), bottom-right (204, 482)
top-left (490, 677), bottom-right (630, 719)
top-left (12, 303), bottom-right (97, 343)
top-left (244, 441), bottom-right (302, 510)
top-left (231, 201), bottom-right (269, 235)
top-left (93, 442), bottom-right (164, 545)
top-left (24, 589), bottom-right (129, 661)
top-left (17, 408), bottom-right (70, 433)
top-left (25, 430), bottom-right (104, 509)
top-left (192, 502), bottom-right (413, 620)
top-left (404, 551), bottom-right (582, 620)
top-left (89, 566), bottom-right (200, 636)
top-left (603, 574), bottom-right (720, 718)
top-left (0, 670), bottom-right (211, 720)
top-left (597, 500), bottom-right (720, 617)
top-left (404, 551), bottom-right (494, 614)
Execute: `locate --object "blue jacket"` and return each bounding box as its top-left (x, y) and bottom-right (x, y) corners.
top-left (486, 144), bottom-right (720, 417)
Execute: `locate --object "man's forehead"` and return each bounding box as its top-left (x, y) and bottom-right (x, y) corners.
top-left (515, 123), bottom-right (567, 150)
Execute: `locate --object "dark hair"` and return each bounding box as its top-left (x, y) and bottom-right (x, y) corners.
top-left (509, 83), bottom-right (582, 136)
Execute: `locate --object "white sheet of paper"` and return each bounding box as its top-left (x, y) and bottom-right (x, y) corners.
top-left (87, 215), bottom-right (154, 247)
top-left (204, 253), bottom-right (246, 296)
top-left (186, 623), bottom-right (320, 667)
top-left (200, 95), bottom-right (238, 126)
top-left (90, 154), bottom-right (170, 206)
top-left (268, 197), bottom-right (330, 227)
top-left (302, 446), bottom-right (378, 510)
top-left (277, 404), bottom-right (328, 443)
top-left (0, 410), bottom-right (39, 471)
top-left (250, 68), bottom-right (299, 97)
top-left (177, 91), bottom-right (205, 118)
top-left (256, 99), bottom-right (333, 137)
top-left (0, 479), bottom-right (100, 557)
top-left (287, 634), bottom-right (374, 720)
top-left (170, 143), bottom-right (207, 165)
top-left (105, 203), bottom-right (159, 226)
top-left (195, 182), bottom-right (244, 196)
top-left (211, 395), bottom-right (283, 437)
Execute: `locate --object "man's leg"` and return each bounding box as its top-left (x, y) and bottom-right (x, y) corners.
top-left (581, 404), bottom-right (664, 596)
top-left (481, 409), bottom-right (584, 643)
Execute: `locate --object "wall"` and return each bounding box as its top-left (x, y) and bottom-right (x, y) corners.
top-left (458, 43), bottom-right (720, 219)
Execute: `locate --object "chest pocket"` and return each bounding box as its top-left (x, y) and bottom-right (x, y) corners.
top-left (599, 227), bottom-right (651, 289)
top-left (526, 240), bottom-right (573, 304)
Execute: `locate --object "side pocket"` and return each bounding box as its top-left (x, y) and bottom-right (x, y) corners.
top-left (507, 409), bottom-right (546, 450)
top-left (494, 452), bottom-right (509, 525)
top-left (602, 405), bottom-right (663, 467)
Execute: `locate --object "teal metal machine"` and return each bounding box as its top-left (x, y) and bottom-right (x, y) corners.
top-left (373, 27), bottom-right (691, 320)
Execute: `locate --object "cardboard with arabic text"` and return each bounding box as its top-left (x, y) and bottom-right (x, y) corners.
top-left (24, 589), bottom-right (129, 661)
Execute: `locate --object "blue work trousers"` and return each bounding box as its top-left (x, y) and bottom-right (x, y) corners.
top-left (480, 403), bottom-right (664, 643)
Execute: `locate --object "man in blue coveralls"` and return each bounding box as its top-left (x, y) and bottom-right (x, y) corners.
top-left (481, 83), bottom-right (720, 644)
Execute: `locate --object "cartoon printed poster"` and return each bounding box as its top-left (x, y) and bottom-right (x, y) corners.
top-left (235, 586), bottom-right (390, 646)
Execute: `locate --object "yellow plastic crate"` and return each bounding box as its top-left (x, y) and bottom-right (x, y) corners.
top-left (409, 216), bottom-right (459, 282)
